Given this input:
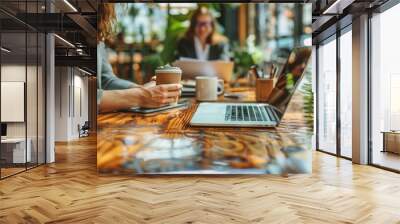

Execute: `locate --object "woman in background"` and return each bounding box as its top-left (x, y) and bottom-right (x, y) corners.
top-left (176, 7), bottom-right (229, 61)
top-left (98, 4), bottom-right (181, 113)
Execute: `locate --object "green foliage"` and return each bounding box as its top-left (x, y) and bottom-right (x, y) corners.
top-left (141, 54), bottom-right (163, 77)
top-left (301, 66), bottom-right (314, 129)
top-left (128, 5), bottom-right (139, 18)
top-left (232, 46), bottom-right (255, 77)
top-left (160, 13), bottom-right (190, 64)
top-left (231, 36), bottom-right (264, 78)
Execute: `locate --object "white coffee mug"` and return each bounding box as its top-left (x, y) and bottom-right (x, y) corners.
top-left (196, 76), bottom-right (224, 101)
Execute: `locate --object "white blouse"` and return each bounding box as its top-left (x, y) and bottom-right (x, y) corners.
top-left (194, 37), bottom-right (210, 61)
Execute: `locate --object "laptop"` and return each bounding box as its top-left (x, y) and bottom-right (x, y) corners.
top-left (173, 58), bottom-right (234, 82)
top-left (190, 47), bottom-right (312, 127)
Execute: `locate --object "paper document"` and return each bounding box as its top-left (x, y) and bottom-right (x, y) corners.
top-left (173, 58), bottom-right (234, 82)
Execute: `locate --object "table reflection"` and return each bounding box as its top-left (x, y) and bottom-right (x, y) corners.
top-left (97, 126), bottom-right (312, 175)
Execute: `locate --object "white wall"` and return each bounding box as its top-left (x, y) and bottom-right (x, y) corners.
top-left (1, 64), bottom-right (46, 164)
top-left (1, 65), bottom-right (39, 138)
top-left (1, 65), bottom-right (26, 139)
top-left (55, 67), bottom-right (89, 141)
top-left (55, 66), bottom-right (69, 141)
top-left (72, 73), bottom-right (89, 138)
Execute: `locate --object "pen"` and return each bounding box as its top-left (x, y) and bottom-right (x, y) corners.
top-left (269, 64), bottom-right (275, 79)
top-left (250, 65), bottom-right (260, 79)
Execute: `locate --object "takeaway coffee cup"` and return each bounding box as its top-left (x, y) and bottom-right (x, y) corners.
top-left (196, 76), bottom-right (224, 101)
top-left (155, 65), bottom-right (182, 105)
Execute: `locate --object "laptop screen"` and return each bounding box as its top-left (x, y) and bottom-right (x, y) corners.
top-left (267, 47), bottom-right (312, 117)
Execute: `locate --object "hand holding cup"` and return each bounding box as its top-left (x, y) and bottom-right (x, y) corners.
top-left (155, 65), bottom-right (182, 105)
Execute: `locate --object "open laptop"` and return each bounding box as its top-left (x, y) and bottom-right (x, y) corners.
top-left (190, 47), bottom-right (312, 127)
top-left (173, 58), bottom-right (234, 82)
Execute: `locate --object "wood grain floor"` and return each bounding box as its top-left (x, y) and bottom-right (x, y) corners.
top-left (0, 135), bottom-right (400, 224)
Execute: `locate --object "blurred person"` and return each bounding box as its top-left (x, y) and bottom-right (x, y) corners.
top-left (176, 7), bottom-right (229, 61)
top-left (97, 4), bottom-right (181, 113)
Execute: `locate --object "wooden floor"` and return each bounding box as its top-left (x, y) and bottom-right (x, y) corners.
top-left (1, 136), bottom-right (400, 224)
top-left (1, 167), bottom-right (26, 178)
top-left (373, 151), bottom-right (400, 171)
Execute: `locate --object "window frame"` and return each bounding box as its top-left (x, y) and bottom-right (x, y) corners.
top-left (315, 23), bottom-right (352, 161)
top-left (367, 0), bottom-right (400, 173)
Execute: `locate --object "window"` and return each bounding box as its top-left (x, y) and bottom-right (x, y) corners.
top-left (339, 29), bottom-right (352, 158)
top-left (315, 25), bottom-right (353, 159)
top-left (317, 36), bottom-right (337, 154)
top-left (371, 3), bottom-right (400, 171)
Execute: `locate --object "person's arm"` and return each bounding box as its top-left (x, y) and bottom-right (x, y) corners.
top-left (97, 43), bottom-right (139, 108)
top-left (97, 42), bottom-right (182, 113)
top-left (99, 88), bottom-right (142, 113)
top-left (101, 52), bottom-right (138, 90)
top-left (99, 84), bottom-right (182, 113)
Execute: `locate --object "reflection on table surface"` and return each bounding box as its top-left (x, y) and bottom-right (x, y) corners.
top-left (97, 88), bottom-right (312, 175)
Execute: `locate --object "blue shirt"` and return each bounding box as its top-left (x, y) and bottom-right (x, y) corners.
top-left (97, 42), bottom-right (138, 105)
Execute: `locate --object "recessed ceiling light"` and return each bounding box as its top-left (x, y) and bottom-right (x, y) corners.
top-left (78, 67), bottom-right (92, 76)
top-left (63, 0), bottom-right (78, 12)
top-left (1, 47), bottom-right (11, 53)
top-left (54, 34), bottom-right (75, 48)
top-left (322, 0), bottom-right (354, 15)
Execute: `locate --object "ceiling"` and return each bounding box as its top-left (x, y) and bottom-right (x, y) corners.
top-left (311, 0), bottom-right (390, 43)
top-left (0, 0), bottom-right (97, 72)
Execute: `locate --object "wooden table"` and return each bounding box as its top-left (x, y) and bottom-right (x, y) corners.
top-left (1, 138), bottom-right (32, 164)
top-left (382, 131), bottom-right (400, 154)
top-left (97, 87), bottom-right (313, 175)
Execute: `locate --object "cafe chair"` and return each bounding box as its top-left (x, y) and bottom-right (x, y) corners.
top-left (78, 121), bottom-right (90, 138)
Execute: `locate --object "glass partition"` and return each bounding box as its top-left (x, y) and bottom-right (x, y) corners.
top-left (1, 28), bottom-right (28, 178)
top-left (0, 0), bottom-right (46, 179)
top-left (27, 31), bottom-right (38, 169)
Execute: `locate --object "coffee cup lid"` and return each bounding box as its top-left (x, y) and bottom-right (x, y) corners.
top-left (155, 64), bottom-right (181, 74)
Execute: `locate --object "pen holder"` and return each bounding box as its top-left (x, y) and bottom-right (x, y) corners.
top-left (255, 78), bottom-right (275, 102)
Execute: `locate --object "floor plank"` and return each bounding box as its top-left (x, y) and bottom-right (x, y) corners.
top-left (0, 135), bottom-right (399, 224)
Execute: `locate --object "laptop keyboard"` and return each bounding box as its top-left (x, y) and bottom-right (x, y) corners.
top-left (224, 105), bottom-right (278, 122)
